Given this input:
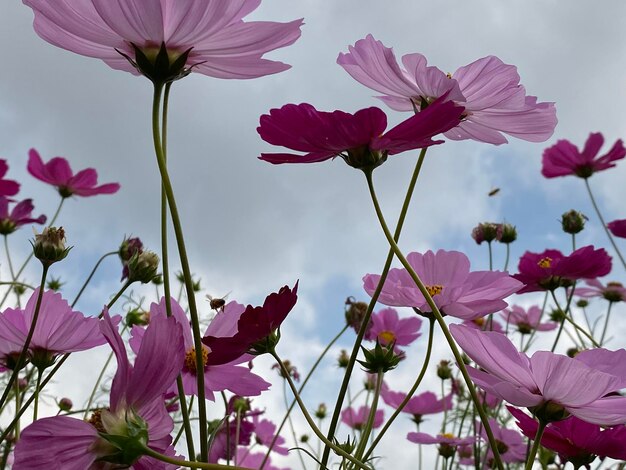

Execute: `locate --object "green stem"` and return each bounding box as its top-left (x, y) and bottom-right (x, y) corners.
top-left (584, 178), bottom-right (626, 271)
top-left (14, 374), bottom-right (21, 440)
top-left (503, 243), bottom-right (510, 272)
top-left (283, 380), bottom-right (308, 470)
top-left (487, 242), bottom-right (493, 271)
top-left (320, 147), bottom-right (429, 470)
top-left (271, 352), bottom-right (373, 470)
top-left (33, 368), bottom-right (43, 421)
top-left (0, 266), bottom-right (49, 410)
top-left (71, 251), bottom-right (117, 308)
top-left (363, 318), bottom-right (434, 460)
top-left (599, 302), bottom-right (614, 346)
top-left (140, 444), bottom-right (249, 469)
top-left (151, 83), bottom-right (208, 460)
top-left (0, 281), bottom-right (34, 290)
top-left (525, 421), bottom-right (546, 470)
top-left (550, 290), bottom-right (598, 348)
top-left (364, 170), bottom-right (504, 470)
top-left (353, 371), bottom-right (383, 464)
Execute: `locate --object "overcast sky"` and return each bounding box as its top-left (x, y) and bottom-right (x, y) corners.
top-left (2, 1), bottom-right (626, 468)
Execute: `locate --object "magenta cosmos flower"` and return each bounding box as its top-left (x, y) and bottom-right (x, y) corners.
top-left (478, 418), bottom-right (526, 464)
top-left (366, 307), bottom-right (422, 347)
top-left (337, 34), bottom-right (557, 145)
top-left (23, 0), bottom-right (303, 81)
top-left (257, 100), bottom-right (464, 168)
top-left (513, 246), bottom-right (612, 293)
top-left (13, 311), bottom-right (184, 469)
top-left (608, 219), bottom-right (626, 238)
top-left (0, 196), bottom-right (46, 235)
top-left (576, 278), bottom-right (626, 303)
top-left (508, 406), bottom-right (626, 465)
top-left (363, 250), bottom-right (523, 320)
top-left (0, 160), bottom-right (20, 197)
top-left (381, 382), bottom-right (452, 424)
top-left (501, 305), bottom-right (557, 334)
top-left (131, 297), bottom-right (270, 400)
top-left (0, 289), bottom-right (109, 371)
top-left (341, 405), bottom-right (384, 430)
top-left (541, 132), bottom-right (626, 178)
top-left (28, 149), bottom-right (120, 198)
top-left (450, 324), bottom-right (626, 425)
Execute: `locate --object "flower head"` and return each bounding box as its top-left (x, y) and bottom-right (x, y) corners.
top-left (381, 383), bottom-right (452, 424)
top-left (366, 307), bottom-right (421, 347)
top-left (407, 432), bottom-right (475, 458)
top-left (252, 415), bottom-right (289, 455)
top-left (576, 279), bottom-right (626, 303)
top-left (0, 197), bottom-right (46, 235)
top-left (24, 0), bottom-right (303, 82)
top-left (341, 406), bottom-right (384, 431)
top-left (337, 34), bottom-right (557, 145)
top-left (608, 219), bottom-right (626, 238)
top-left (501, 305), bottom-right (557, 334)
top-left (471, 222), bottom-right (502, 244)
top-left (479, 418), bottom-right (526, 464)
top-left (363, 249), bottom-right (523, 320)
top-left (27, 149), bottom-right (120, 198)
top-left (0, 159), bottom-right (20, 197)
top-left (541, 133), bottom-right (626, 178)
top-left (257, 100), bottom-right (464, 169)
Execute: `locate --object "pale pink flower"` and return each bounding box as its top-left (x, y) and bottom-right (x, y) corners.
top-left (341, 405), bottom-right (384, 430)
top-left (366, 307), bottom-right (421, 347)
top-left (501, 305), bottom-right (557, 333)
top-left (576, 279), bottom-right (626, 303)
top-left (381, 382), bottom-right (452, 423)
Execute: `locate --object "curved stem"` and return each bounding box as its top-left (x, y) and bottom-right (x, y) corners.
top-left (0, 281), bottom-right (34, 290)
top-left (71, 251), bottom-right (117, 308)
top-left (271, 352), bottom-right (373, 470)
top-left (599, 302), bottom-right (613, 346)
top-left (364, 318), bottom-right (434, 460)
top-left (152, 83), bottom-right (208, 459)
top-left (353, 371), bottom-right (383, 464)
top-left (320, 147), bottom-right (429, 470)
top-left (364, 170), bottom-right (504, 470)
top-left (140, 444), bottom-right (249, 469)
top-left (584, 178), bottom-right (626, 270)
top-left (525, 420), bottom-right (546, 470)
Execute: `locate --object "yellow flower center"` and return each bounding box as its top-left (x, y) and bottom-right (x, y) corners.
top-left (184, 347), bottom-right (209, 374)
top-left (607, 281), bottom-right (623, 288)
top-left (441, 433), bottom-right (455, 439)
top-left (87, 408), bottom-right (106, 433)
top-left (473, 318), bottom-right (485, 327)
top-left (446, 72), bottom-right (453, 79)
top-left (378, 330), bottom-right (396, 344)
top-left (425, 284), bottom-right (443, 296)
top-left (537, 257), bottom-right (553, 269)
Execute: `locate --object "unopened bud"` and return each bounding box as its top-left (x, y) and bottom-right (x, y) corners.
top-left (152, 274), bottom-right (163, 286)
top-left (338, 349), bottom-right (350, 368)
top-left (126, 251), bottom-right (160, 284)
top-left (357, 341), bottom-right (401, 373)
top-left (125, 308), bottom-right (150, 327)
top-left (561, 210), bottom-right (587, 235)
top-left (576, 299), bottom-right (589, 308)
top-left (315, 403), bottom-right (327, 419)
top-left (32, 227), bottom-right (70, 266)
top-left (118, 236), bottom-right (143, 263)
top-left (58, 397), bottom-right (73, 412)
top-left (300, 434), bottom-right (309, 443)
top-left (549, 308), bottom-right (566, 322)
top-left (471, 222), bottom-right (502, 245)
top-left (437, 360), bottom-right (453, 380)
top-left (46, 277), bottom-right (64, 291)
top-left (345, 297), bottom-right (372, 336)
top-left (498, 223), bottom-right (517, 244)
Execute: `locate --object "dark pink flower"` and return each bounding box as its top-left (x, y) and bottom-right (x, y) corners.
top-left (380, 382), bottom-right (452, 424)
top-left (576, 279), bottom-right (626, 303)
top-left (542, 133), bottom-right (625, 178)
top-left (451, 324), bottom-right (626, 425)
top-left (338, 35), bottom-right (557, 145)
top-left (0, 160), bottom-right (20, 197)
top-left (131, 297), bottom-right (270, 401)
top-left (341, 405), bottom-right (384, 430)
top-left (0, 196), bottom-right (46, 235)
top-left (0, 289), bottom-right (109, 371)
top-left (23, 0), bottom-right (303, 81)
top-left (14, 311), bottom-right (184, 469)
top-left (209, 418), bottom-right (254, 463)
top-left (28, 149), bottom-right (120, 198)
top-left (257, 100), bottom-right (464, 168)
top-left (608, 219), bottom-right (626, 238)
top-left (513, 246), bottom-right (612, 293)
top-left (501, 305), bottom-right (557, 334)
top-left (366, 307), bottom-right (421, 347)
top-left (363, 250), bottom-right (523, 320)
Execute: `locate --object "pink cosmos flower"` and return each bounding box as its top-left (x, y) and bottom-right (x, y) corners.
top-left (341, 405), bottom-right (384, 430)
top-left (513, 246), bottom-right (612, 293)
top-left (0, 196), bottom-right (46, 235)
top-left (501, 305), bottom-right (557, 334)
top-left (608, 219), bottom-right (626, 238)
top-left (27, 149), bottom-right (120, 198)
top-left (131, 297), bottom-right (270, 401)
top-left (0, 160), bottom-right (20, 197)
top-left (461, 317), bottom-right (505, 334)
top-left (0, 289), bottom-right (109, 371)
top-left (508, 406), bottom-right (626, 464)
top-left (366, 307), bottom-right (422, 347)
top-left (541, 133), bottom-right (626, 178)
top-left (13, 311), bottom-right (183, 469)
top-left (257, 100), bottom-right (464, 167)
top-left (575, 278), bottom-right (626, 303)
top-left (209, 415), bottom-right (254, 463)
top-left (363, 250), bottom-right (523, 320)
top-left (380, 383), bottom-right (452, 424)
top-left (450, 324), bottom-right (626, 425)
top-left (252, 415), bottom-right (289, 455)
top-left (235, 449), bottom-right (289, 470)
top-left (407, 432), bottom-right (474, 447)
top-left (337, 34), bottom-right (557, 145)
top-left (478, 418), bottom-right (526, 464)
top-left (23, 0), bottom-right (303, 81)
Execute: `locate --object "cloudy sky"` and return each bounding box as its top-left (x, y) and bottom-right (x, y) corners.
top-left (2, 1), bottom-right (626, 468)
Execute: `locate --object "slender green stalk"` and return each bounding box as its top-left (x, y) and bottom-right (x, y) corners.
top-left (271, 352), bottom-right (373, 470)
top-left (14, 376), bottom-right (21, 440)
top-left (599, 302), bottom-right (614, 346)
top-left (151, 83), bottom-right (208, 459)
top-left (525, 421), bottom-right (546, 470)
top-left (283, 380), bottom-right (308, 470)
top-left (0, 281), bottom-right (34, 290)
top-left (363, 318), bottom-right (434, 460)
top-left (584, 178), bottom-right (626, 270)
top-left (71, 251), bottom-right (117, 308)
top-left (32, 368), bottom-right (43, 421)
top-left (503, 243), bottom-right (510, 272)
top-left (487, 242), bottom-right (493, 271)
top-left (550, 290), bottom-right (598, 349)
top-left (320, 148), bottom-right (429, 470)
top-left (0, 266), bottom-right (48, 410)
top-left (364, 170), bottom-right (504, 470)
top-left (140, 444), bottom-right (250, 469)
top-left (353, 371), bottom-right (383, 464)
top-left (3, 235), bottom-right (20, 307)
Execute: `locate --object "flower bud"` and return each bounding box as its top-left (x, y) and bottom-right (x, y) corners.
top-left (345, 297), bottom-right (372, 337)
top-left (333, 436), bottom-right (356, 455)
top-left (300, 434), bottom-right (310, 443)
top-left (17, 378), bottom-right (28, 391)
top-left (561, 210), bottom-right (587, 234)
top-left (498, 223), bottom-right (517, 244)
top-left (338, 349), bottom-right (350, 368)
top-left (58, 397), bottom-right (73, 412)
top-left (315, 403), bottom-right (327, 419)
top-left (357, 341), bottom-right (401, 373)
top-left (32, 227), bottom-right (70, 266)
top-left (549, 308), bottom-right (566, 322)
top-left (118, 236), bottom-right (143, 264)
top-left (126, 251), bottom-right (160, 284)
top-left (151, 274), bottom-right (163, 286)
top-left (576, 299), bottom-right (589, 308)
top-left (125, 308), bottom-right (150, 327)
top-left (471, 222), bottom-right (501, 245)
top-left (46, 276), bottom-right (64, 291)
top-left (437, 360), bottom-right (453, 380)
top-left (272, 360), bottom-right (300, 381)
top-left (566, 347), bottom-right (581, 358)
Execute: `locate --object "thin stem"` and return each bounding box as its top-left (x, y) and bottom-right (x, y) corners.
top-left (525, 421), bottom-right (546, 470)
top-left (584, 178), bottom-right (626, 270)
top-left (364, 170), bottom-right (504, 470)
top-left (3, 235), bottom-right (19, 307)
top-left (14, 375), bottom-right (21, 440)
top-left (503, 243), bottom-right (510, 272)
top-left (283, 380), bottom-right (307, 470)
top-left (320, 147), bottom-right (429, 470)
top-left (550, 290), bottom-right (598, 348)
top-left (353, 371), bottom-right (383, 464)
top-left (599, 302), bottom-right (614, 346)
top-left (363, 318), bottom-right (434, 460)
top-left (152, 83), bottom-right (208, 459)
top-left (33, 368), bottom-right (43, 421)
top-left (71, 251), bottom-right (117, 308)
top-left (140, 444), bottom-right (249, 469)
top-left (487, 242), bottom-right (493, 271)
top-left (0, 281), bottom-right (34, 290)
